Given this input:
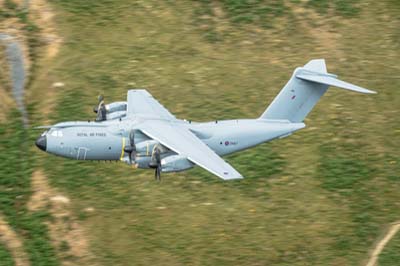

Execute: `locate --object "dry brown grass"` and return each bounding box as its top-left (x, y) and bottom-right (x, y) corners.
top-left (0, 214), bottom-right (30, 266)
top-left (0, 47), bottom-right (15, 122)
top-left (28, 0), bottom-right (400, 265)
top-left (28, 170), bottom-right (98, 266)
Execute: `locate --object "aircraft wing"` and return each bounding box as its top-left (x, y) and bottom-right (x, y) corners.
top-left (139, 120), bottom-right (243, 180)
top-left (126, 89), bottom-right (176, 120)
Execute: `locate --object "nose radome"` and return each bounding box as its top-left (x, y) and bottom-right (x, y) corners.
top-left (35, 135), bottom-right (47, 151)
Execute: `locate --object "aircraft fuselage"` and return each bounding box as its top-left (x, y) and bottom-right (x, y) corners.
top-left (37, 118), bottom-right (304, 166)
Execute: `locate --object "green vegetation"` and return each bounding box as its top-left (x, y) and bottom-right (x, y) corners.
top-left (192, 0), bottom-right (361, 42)
top-left (379, 230), bottom-right (400, 266)
top-left (0, 46), bottom-right (11, 92)
top-left (0, 0), bottom-right (397, 265)
top-left (307, 0), bottom-right (360, 16)
top-left (1, 2), bottom-right (57, 263)
top-left (0, 0), bottom-right (41, 91)
top-left (218, 0), bottom-right (286, 24)
top-left (0, 111), bottom-right (59, 266)
top-left (0, 243), bottom-right (14, 266)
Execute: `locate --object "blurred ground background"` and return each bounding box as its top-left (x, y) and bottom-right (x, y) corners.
top-left (0, 0), bottom-right (399, 265)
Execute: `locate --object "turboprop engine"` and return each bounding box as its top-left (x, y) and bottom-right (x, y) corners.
top-left (127, 140), bottom-right (168, 167)
top-left (161, 155), bottom-right (194, 172)
top-left (136, 140), bottom-right (170, 156)
top-left (106, 110), bottom-right (126, 120)
top-left (104, 101), bottom-right (127, 113)
top-left (93, 95), bottom-right (127, 121)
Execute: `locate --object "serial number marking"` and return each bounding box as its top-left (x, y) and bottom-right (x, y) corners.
top-left (77, 132), bottom-right (107, 137)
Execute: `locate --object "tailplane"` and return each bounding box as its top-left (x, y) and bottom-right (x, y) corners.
top-left (260, 59), bottom-right (375, 123)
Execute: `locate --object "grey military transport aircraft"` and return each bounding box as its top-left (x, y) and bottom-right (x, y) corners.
top-left (35, 59), bottom-right (376, 181)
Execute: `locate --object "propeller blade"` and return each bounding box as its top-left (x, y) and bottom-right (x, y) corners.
top-left (154, 165), bottom-right (161, 181)
top-left (157, 165), bottom-right (161, 181)
top-left (154, 147), bottom-right (162, 181)
top-left (125, 130), bottom-right (137, 165)
top-left (155, 148), bottom-right (161, 163)
top-left (129, 131), bottom-right (136, 149)
top-left (95, 94), bottom-right (106, 121)
top-left (129, 150), bottom-right (136, 165)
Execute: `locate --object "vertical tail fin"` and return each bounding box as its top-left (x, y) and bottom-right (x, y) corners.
top-left (260, 59), bottom-right (375, 123)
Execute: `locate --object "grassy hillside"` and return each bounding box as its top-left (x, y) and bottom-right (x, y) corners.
top-left (379, 230), bottom-right (400, 265)
top-left (0, 242), bottom-right (14, 266)
top-left (1, 0), bottom-right (399, 265)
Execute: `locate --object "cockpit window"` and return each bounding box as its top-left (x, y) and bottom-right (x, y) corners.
top-left (50, 130), bottom-right (63, 137)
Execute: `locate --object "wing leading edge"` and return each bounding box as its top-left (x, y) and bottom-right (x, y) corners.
top-left (127, 89), bottom-right (176, 120)
top-left (139, 120), bottom-right (243, 180)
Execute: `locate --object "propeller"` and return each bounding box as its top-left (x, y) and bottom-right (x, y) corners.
top-left (154, 148), bottom-right (162, 181)
top-left (124, 130), bottom-right (136, 164)
top-left (149, 146), bottom-right (162, 181)
top-left (93, 95), bottom-right (103, 113)
top-left (94, 94), bottom-right (106, 121)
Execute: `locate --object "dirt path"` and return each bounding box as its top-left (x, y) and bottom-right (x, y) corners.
top-left (0, 215), bottom-right (30, 266)
top-left (30, 0), bottom-right (62, 59)
top-left (28, 0), bottom-right (63, 122)
top-left (0, 0), bottom-right (62, 126)
top-left (29, 170), bottom-right (97, 266)
top-left (366, 221), bottom-right (400, 266)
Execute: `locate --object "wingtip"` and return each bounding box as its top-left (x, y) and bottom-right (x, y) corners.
top-left (221, 174), bottom-right (244, 181)
top-left (359, 88), bottom-right (377, 94)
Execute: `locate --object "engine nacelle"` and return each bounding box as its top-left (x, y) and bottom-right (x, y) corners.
top-left (161, 155), bottom-right (194, 172)
top-left (106, 111), bottom-right (126, 120)
top-left (135, 140), bottom-right (167, 156)
top-left (94, 101), bottom-right (127, 121)
top-left (105, 101), bottom-right (127, 113)
top-left (134, 156), bottom-right (152, 168)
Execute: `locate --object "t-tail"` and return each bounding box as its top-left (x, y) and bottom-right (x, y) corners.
top-left (260, 59), bottom-right (376, 123)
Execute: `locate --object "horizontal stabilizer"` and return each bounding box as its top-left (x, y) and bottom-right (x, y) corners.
top-left (296, 73), bottom-right (376, 94)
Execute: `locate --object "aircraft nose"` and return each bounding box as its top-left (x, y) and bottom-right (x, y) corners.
top-left (35, 134), bottom-right (47, 151)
